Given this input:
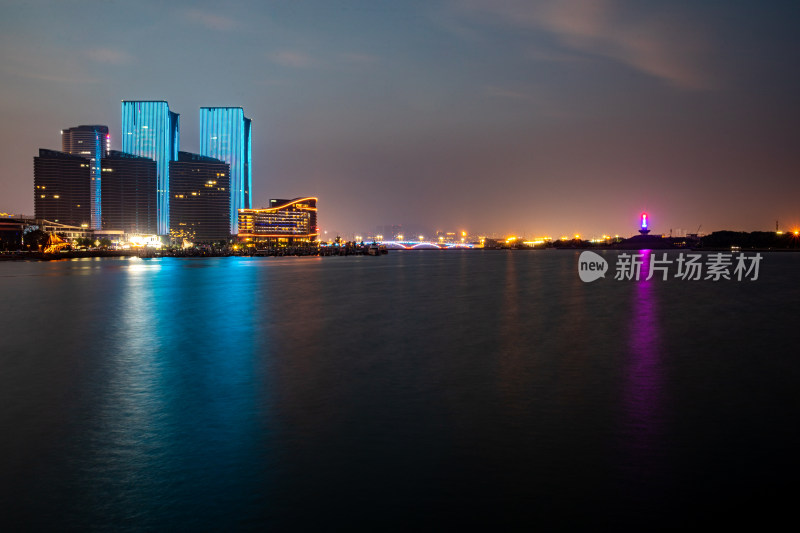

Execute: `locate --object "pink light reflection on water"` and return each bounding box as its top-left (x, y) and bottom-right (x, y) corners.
top-left (619, 250), bottom-right (670, 502)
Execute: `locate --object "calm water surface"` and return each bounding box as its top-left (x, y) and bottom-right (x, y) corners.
top-left (1, 251), bottom-right (798, 529)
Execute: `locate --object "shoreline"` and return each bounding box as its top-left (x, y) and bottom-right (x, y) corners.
top-left (2, 247), bottom-right (799, 261)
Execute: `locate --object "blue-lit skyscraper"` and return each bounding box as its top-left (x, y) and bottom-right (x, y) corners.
top-left (199, 107), bottom-right (251, 234)
top-left (121, 101), bottom-right (180, 235)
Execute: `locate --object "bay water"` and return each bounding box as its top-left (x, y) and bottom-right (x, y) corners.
top-left (1, 250), bottom-right (798, 529)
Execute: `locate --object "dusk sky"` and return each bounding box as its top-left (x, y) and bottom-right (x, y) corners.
top-left (1, 0), bottom-right (798, 238)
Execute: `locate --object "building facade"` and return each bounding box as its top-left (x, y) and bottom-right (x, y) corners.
top-left (0, 217), bottom-right (24, 250)
top-left (199, 107), bottom-right (251, 234)
top-left (33, 149), bottom-right (91, 227)
top-left (169, 152), bottom-right (231, 243)
top-left (121, 101), bottom-right (180, 234)
top-left (101, 150), bottom-right (158, 234)
top-left (238, 197), bottom-right (318, 245)
top-left (61, 125), bottom-right (110, 230)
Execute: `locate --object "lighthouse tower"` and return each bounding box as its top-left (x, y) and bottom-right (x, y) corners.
top-left (639, 213), bottom-right (651, 236)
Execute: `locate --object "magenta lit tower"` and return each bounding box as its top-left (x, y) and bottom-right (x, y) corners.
top-left (639, 213), bottom-right (651, 235)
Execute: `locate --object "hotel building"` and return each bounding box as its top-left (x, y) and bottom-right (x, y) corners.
top-left (238, 197), bottom-right (318, 245)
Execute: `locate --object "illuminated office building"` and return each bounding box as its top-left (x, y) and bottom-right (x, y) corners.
top-left (121, 101), bottom-right (180, 234)
top-left (199, 107), bottom-right (251, 234)
top-left (169, 152), bottom-right (231, 243)
top-left (101, 151), bottom-right (157, 234)
top-left (238, 197), bottom-right (318, 245)
top-left (33, 149), bottom-right (91, 227)
top-left (61, 125), bottom-right (110, 230)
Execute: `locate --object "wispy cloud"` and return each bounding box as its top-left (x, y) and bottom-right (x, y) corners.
top-left (267, 49), bottom-right (379, 70)
top-left (483, 85), bottom-right (569, 118)
top-left (269, 50), bottom-right (316, 68)
top-left (457, 0), bottom-right (715, 90)
top-left (184, 8), bottom-right (236, 31)
top-left (485, 86), bottom-right (540, 101)
top-left (9, 70), bottom-right (98, 84)
top-left (254, 78), bottom-right (290, 87)
top-left (0, 45), bottom-right (98, 84)
top-left (338, 52), bottom-right (379, 66)
top-left (86, 48), bottom-right (133, 66)
top-left (525, 46), bottom-right (585, 64)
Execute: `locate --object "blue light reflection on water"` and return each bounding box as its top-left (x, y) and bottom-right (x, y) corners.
top-left (0, 258), bottom-right (280, 529)
top-left (70, 258), bottom-right (271, 528)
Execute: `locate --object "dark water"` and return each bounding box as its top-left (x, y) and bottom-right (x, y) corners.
top-left (1, 251), bottom-right (799, 530)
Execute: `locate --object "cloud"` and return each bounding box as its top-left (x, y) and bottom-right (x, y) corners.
top-left (483, 85), bottom-right (570, 119)
top-left (525, 46), bottom-right (585, 63)
top-left (254, 78), bottom-right (290, 87)
top-left (267, 50), bottom-right (378, 71)
top-left (485, 86), bottom-right (539, 101)
top-left (269, 50), bottom-right (316, 68)
top-left (0, 44), bottom-right (98, 84)
top-left (338, 53), bottom-right (379, 65)
top-left (86, 48), bottom-right (133, 66)
top-left (184, 9), bottom-right (236, 31)
top-left (457, 0), bottom-right (715, 90)
top-left (9, 70), bottom-right (98, 84)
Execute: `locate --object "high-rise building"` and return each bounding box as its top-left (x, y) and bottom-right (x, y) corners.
top-left (101, 151), bottom-right (157, 234)
top-left (199, 107), bottom-right (251, 234)
top-left (238, 197), bottom-right (318, 245)
top-left (33, 149), bottom-right (91, 226)
top-left (121, 101), bottom-right (180, 235)
top-left (169, 152), bottom-right (231, 243)
top-left (61, 125), bottom-right (110, 230)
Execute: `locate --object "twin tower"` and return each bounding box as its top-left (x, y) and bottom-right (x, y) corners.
top-left (121, 101), bottom-right (252, 235)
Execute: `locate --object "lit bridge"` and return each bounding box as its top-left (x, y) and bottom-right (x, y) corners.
top-left (378, 240), bottom-right (476, 250)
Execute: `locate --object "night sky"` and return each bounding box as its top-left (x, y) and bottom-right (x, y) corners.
top-left (1, 0), bottom-right (798, 238)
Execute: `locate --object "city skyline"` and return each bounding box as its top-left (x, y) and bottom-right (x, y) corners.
top-left (1, 1), bottom-right (799, 237)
